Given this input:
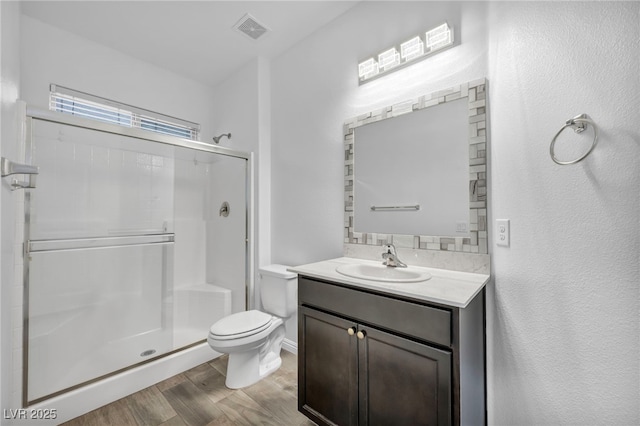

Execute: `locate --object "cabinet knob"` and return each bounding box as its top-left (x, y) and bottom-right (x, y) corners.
top-left (357, 330), bottom-right (366, 340)
top-left (347, 327), bottom-right (356, 336)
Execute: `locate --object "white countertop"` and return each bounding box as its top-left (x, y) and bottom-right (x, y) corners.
top-left (289, 257), bottom-right (490, 308)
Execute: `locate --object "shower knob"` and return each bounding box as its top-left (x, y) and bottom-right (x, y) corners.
top-left (219, 201), bottom-right (230, 217)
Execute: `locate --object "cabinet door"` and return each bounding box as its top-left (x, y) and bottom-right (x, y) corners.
top-left (358, 326), bottom-right (452, 426)
top-left (299, 306), bottom-right (358, 426)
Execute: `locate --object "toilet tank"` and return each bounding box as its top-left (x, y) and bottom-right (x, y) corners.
top-left (259, 264), bottom-right (298, 318)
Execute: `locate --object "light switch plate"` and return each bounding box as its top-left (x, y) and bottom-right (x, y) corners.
top-left (496, 219), bottom-right (510, 247)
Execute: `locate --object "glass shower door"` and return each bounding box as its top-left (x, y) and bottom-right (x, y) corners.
top-left (25, 119), bottom-right (176, 403)
top-left (171, 147), bottom-right (248, 348)
top-left (24, 115), bottom-right (250, 405)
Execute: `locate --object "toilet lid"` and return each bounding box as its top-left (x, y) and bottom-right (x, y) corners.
top-left (209, 310), bottom-right (273, 338)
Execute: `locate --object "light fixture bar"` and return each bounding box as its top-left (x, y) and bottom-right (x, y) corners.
top-left (358, 22), bottom-right (455, 85)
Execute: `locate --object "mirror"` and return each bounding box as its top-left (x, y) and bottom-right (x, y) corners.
top-left (344, 79), bottom-right (488, 254)
top-left (353, 97), bottom-right (469, 236)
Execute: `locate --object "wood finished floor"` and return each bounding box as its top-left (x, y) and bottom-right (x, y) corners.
top-left (61, 351), bottom-right (316, 426)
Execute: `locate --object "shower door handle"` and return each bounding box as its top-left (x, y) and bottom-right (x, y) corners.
top-left (1, 157), bottom-right (39, 190)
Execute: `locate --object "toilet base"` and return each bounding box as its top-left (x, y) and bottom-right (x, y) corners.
top-left (224, 351), bottom-right (281, 389)
top-left (223, 325), bottom-right (285, 389)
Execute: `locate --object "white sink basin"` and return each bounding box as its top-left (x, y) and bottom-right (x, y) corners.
top-left (335, 263), bottom-right (432, 283)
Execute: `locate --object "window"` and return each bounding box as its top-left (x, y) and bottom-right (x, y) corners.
top-left (49, 85), bottom-right (200, 140)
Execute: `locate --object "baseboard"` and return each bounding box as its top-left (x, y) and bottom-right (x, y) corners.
top-left (282, 338), bottom-right (298, 355)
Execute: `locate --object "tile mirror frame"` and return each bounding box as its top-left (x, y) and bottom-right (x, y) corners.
top-left (343, 78), bottom-right (488, 254)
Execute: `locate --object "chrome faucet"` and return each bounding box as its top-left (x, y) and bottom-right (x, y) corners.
top-left (381, 244), bottom-right (407, 268)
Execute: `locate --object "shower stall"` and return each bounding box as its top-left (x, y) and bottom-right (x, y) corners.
top-left (20, 108), bottom-right (252, 406)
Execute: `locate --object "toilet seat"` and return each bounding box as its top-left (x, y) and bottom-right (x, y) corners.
top-left (209, 310), bottom-right (274, 341)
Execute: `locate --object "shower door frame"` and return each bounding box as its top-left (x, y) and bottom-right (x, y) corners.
top-left (21, 107), bottom-right (255, 406)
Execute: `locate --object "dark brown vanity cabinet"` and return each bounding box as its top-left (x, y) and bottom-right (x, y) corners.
top-left (298, 276), bottom-right (485, 426)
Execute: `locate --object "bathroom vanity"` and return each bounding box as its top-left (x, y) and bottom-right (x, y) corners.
top-left (290, 257), bottom-right (489, 426)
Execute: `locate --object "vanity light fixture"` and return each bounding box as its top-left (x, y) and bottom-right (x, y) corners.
top-left (358, 22), bottom-right (455, 85)
top-left (378, 47), bottom-right (401, 71)
top-left (425, 23), bottom-right (452, 51)
top-left (400, 36), bottom-right (424, 61)
top-left (358, 57), bottom-right (379, 80)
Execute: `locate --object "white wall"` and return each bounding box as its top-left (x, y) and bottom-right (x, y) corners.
top-left (271, 1), bottom-right (488, 266)
top-left (486, 1), bottom-right (639, 423)
top-left (208, 57), bottom-right (299, 343)
top-left (209, 57), bottom-right (271, 311)
top-left (270, 0), bottom-right (488, 347)
top-left (0, 0), bottom-right (22, 417)
top-left (209, 58), bottom-right (261, 154)
top-left (271, 0), bottom-right (639, 423)
top-left (20, 15), bottom-right (216, 142)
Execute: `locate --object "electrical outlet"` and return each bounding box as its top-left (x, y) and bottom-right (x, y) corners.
top-left (496, 219), bottom-right (510, 247)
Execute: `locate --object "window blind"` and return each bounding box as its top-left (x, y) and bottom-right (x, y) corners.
top-left (49, 85), bottom-right (200, 140)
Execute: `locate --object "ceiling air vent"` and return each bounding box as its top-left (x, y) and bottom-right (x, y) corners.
top-left (234, 13), bottom-right (270, 41)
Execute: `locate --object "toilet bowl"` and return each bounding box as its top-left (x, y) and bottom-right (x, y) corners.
top-left (207, 265), bottom-right (297, 389)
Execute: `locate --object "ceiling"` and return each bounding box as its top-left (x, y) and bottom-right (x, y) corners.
top-left (21, 1), bottom-right (360, 88)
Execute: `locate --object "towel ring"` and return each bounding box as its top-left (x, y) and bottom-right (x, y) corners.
top-left (550, 114), bottom-right (598, 165)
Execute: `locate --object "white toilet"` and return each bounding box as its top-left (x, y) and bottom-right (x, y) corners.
top-left (207, 264), bottom-right (297, 389)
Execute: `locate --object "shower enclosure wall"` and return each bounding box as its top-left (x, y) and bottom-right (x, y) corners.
top-left (21, 109), bottom-right (252, 406)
